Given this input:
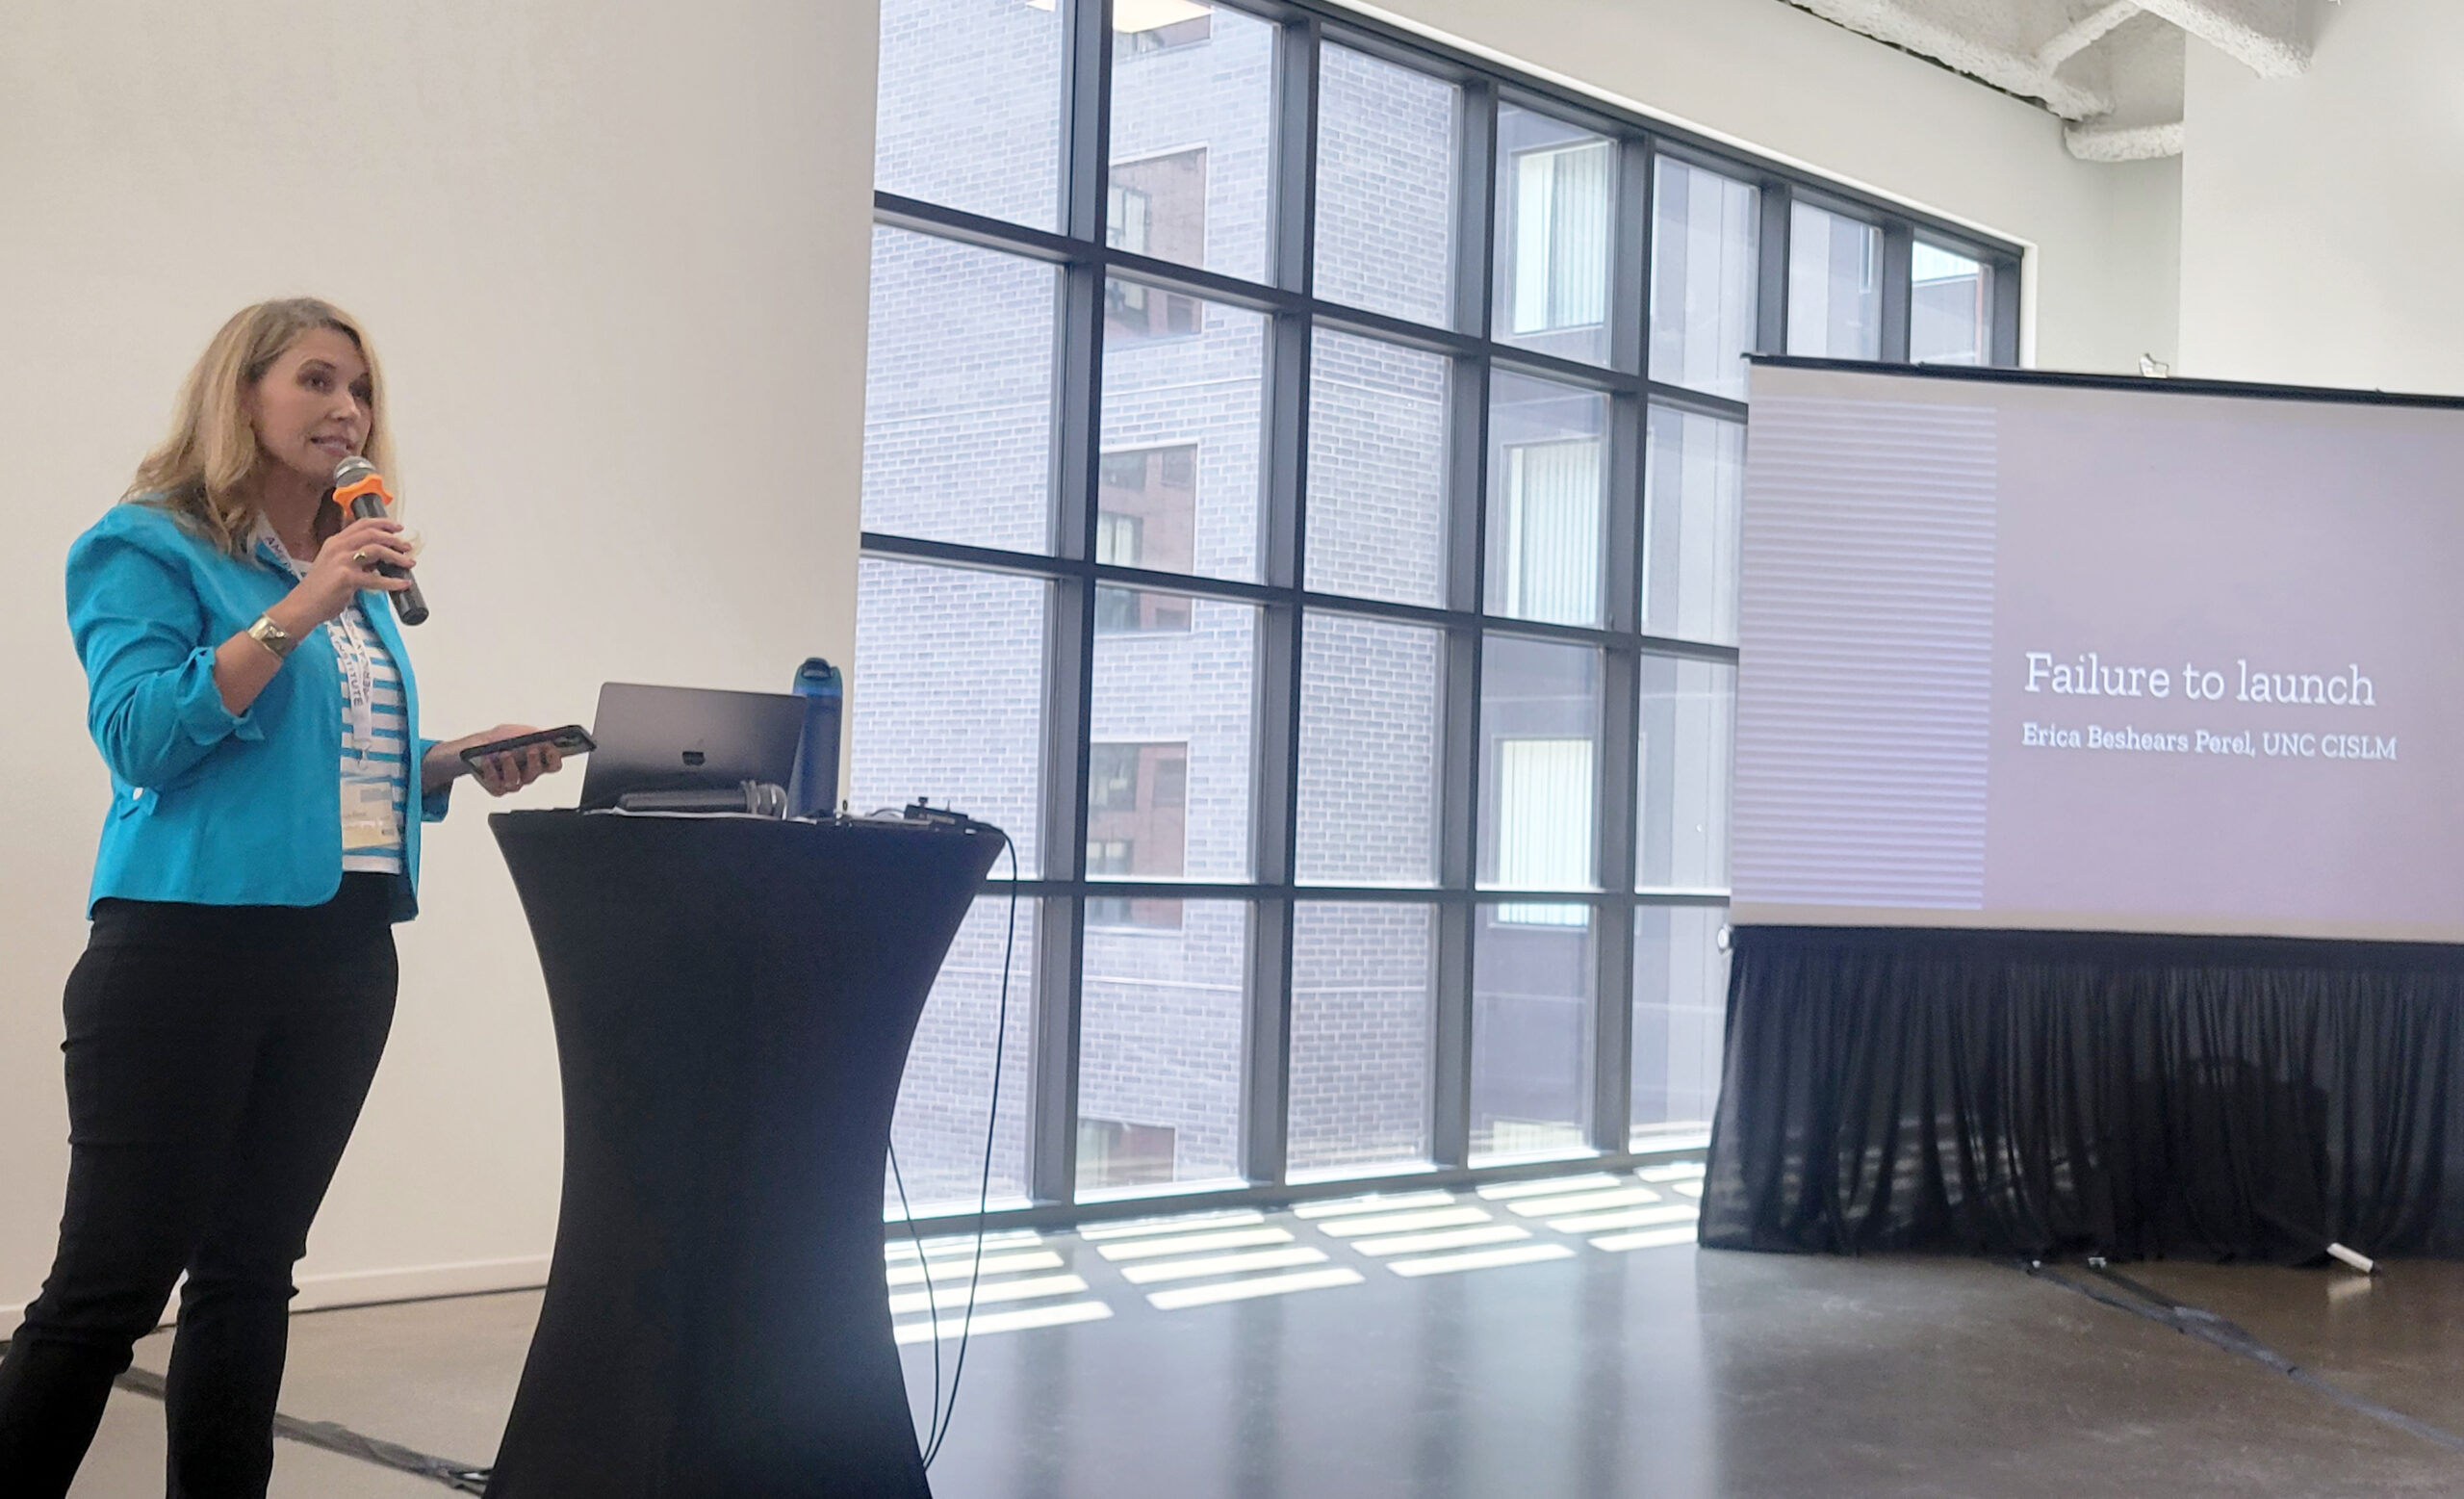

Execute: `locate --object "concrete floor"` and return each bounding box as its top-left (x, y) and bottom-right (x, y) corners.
top-left (63, 1175), bottom-right (2464, 1497)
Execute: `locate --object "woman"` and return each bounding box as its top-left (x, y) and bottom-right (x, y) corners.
top-left (0, 298), bottom-right (565, 1497)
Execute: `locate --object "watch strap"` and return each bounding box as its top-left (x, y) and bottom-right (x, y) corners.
top-left (247, 613), bottom-right (296, 659)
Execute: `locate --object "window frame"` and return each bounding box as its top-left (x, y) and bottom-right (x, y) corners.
top-left (1784, 195), bottom-right (1886, 362)
top-left (864, 0), bottom-right (2021, 1227)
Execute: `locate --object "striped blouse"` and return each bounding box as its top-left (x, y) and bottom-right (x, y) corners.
top-left (255, 523), bottom-right (412, 873)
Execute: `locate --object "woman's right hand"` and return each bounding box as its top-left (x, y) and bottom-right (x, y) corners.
top-left (282, 516), bottom-right (416, 627)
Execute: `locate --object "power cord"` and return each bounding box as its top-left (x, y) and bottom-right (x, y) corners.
top-left (926, 832), bottom-right (1018, 1468)
top-left (886, 822), bottom-right (1020, 1471)
top-left (886, 1138), bottom-right (943, 1463)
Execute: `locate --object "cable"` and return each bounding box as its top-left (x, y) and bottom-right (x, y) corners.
top-left (2023, 1257), bottom-right (2464, 1456)
top-left (886, 814), bottom-right (998, 1462)
top-left (922, 832), bottom-right (1020, 1470)
top-left (111, 1363), bottom-right (491, 1492)
top-left (886, 1138), bottom-right (945, 1462)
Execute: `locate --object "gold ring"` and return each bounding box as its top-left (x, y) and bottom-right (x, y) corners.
top-left (352, 550), bottom-right (370, 566)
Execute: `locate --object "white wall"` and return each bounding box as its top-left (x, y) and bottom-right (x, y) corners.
top-left (1344, 0), bottom-right (2184, 375)
top-left (2103, 155), bottom-right (2183, 374)
top-left (2178, 0), bottom-right (2464, 394)
top-left (0, 0), bottom-right (878, 1318)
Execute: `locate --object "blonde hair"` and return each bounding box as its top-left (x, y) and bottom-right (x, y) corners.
top-left (126, 297), bottom-right (398, 556)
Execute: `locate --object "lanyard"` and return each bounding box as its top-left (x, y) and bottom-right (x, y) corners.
top-left (258, 525), bottom-right (378, 754)
top-left (331, 606), bottom-right (379, 754)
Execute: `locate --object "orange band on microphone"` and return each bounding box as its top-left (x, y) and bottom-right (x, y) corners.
top-left (331, 474), bottom-right (394, 509)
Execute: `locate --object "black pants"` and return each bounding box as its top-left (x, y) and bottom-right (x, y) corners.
top-left (0, 876), bottom-right (398, 1499)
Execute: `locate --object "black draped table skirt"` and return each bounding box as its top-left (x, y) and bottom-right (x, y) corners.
top-left (1702, 925), bottom-right (2464, 1261)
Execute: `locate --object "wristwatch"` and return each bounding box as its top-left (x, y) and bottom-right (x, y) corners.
top-left (246, 613), bottom-right (297, 659)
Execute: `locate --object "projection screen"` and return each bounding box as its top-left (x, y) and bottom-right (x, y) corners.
top-left (1732, 360), bottom-right (2464, 943)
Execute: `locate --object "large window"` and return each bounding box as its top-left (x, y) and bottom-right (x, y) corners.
top-left (1488, 375), bottom-right (1606, 627)
top-left (1496, 108), bottom-right (1614, 363)
top-left (1650, 157), bottom-right (1760, 399)
top-left (1912, 240), bottom-right (1993, 366)
top-left (868, 0), bottom-right (2020, 1214)
top-left (1106, 150), bottom-right (1209, 339)
top-left (1095, 445), bottom-right (1198, 629)
top-left (1787, 201), bottom-right (1882, 361)
top-left (1086, 740), bottom-right (1189, 928)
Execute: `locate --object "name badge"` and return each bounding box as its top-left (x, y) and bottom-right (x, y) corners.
top-left (343, 779), bottom-right (401, 852)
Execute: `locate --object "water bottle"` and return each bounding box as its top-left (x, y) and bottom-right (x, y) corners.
top-left (787, 658), bottom-right (842, 819)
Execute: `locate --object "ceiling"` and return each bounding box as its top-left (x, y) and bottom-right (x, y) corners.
top-left (1776, 0), bottom-right (2321, 160)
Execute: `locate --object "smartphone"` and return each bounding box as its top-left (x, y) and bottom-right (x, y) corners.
top-left (459, 724), bottom-right (595, 768)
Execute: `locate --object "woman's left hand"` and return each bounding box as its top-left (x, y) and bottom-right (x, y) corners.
top-left (430, 724), bottom-right (567, 797)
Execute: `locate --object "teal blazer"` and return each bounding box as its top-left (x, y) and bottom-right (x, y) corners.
top-left (65, 501), bottom-right (449, 921)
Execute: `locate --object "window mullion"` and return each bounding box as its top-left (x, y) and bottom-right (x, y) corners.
top-left (1246, 592), bottom-right (1303, 1185)
top-left (1241, 15), bottom-right (1322, 1187)
top-left (1992, 250), bottom-right (2025, 367)
top-left (1431, 630), bottom-right (1480, 1171)
top-left (1611, 136), bottom-right (1650, 375)
top-left (1757, 177), bottom-right (1792, 357)
top-left (1030, 0), bottom-right (1116, 1207)
top-left (1454, 81), bottom-right (1499, 342)
top-left (1593, 643), bottom-right (1641, 1150)
top-left (1880, 220), bottom-right (1914, 363)
top-left (1428, 75), bottom-right (1499, 1173)
top-left (1590, 368), bottom-right (1644, 1149)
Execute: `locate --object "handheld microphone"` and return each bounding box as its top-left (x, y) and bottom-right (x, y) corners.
top-left (329, 455), bottom-right (429, 626)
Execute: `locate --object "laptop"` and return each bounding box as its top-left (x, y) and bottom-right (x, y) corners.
top-left (578, 683), bottom-right (809, 812)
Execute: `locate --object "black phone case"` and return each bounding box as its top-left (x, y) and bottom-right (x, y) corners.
top-left (461, 726), bottom-right (594, 764)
